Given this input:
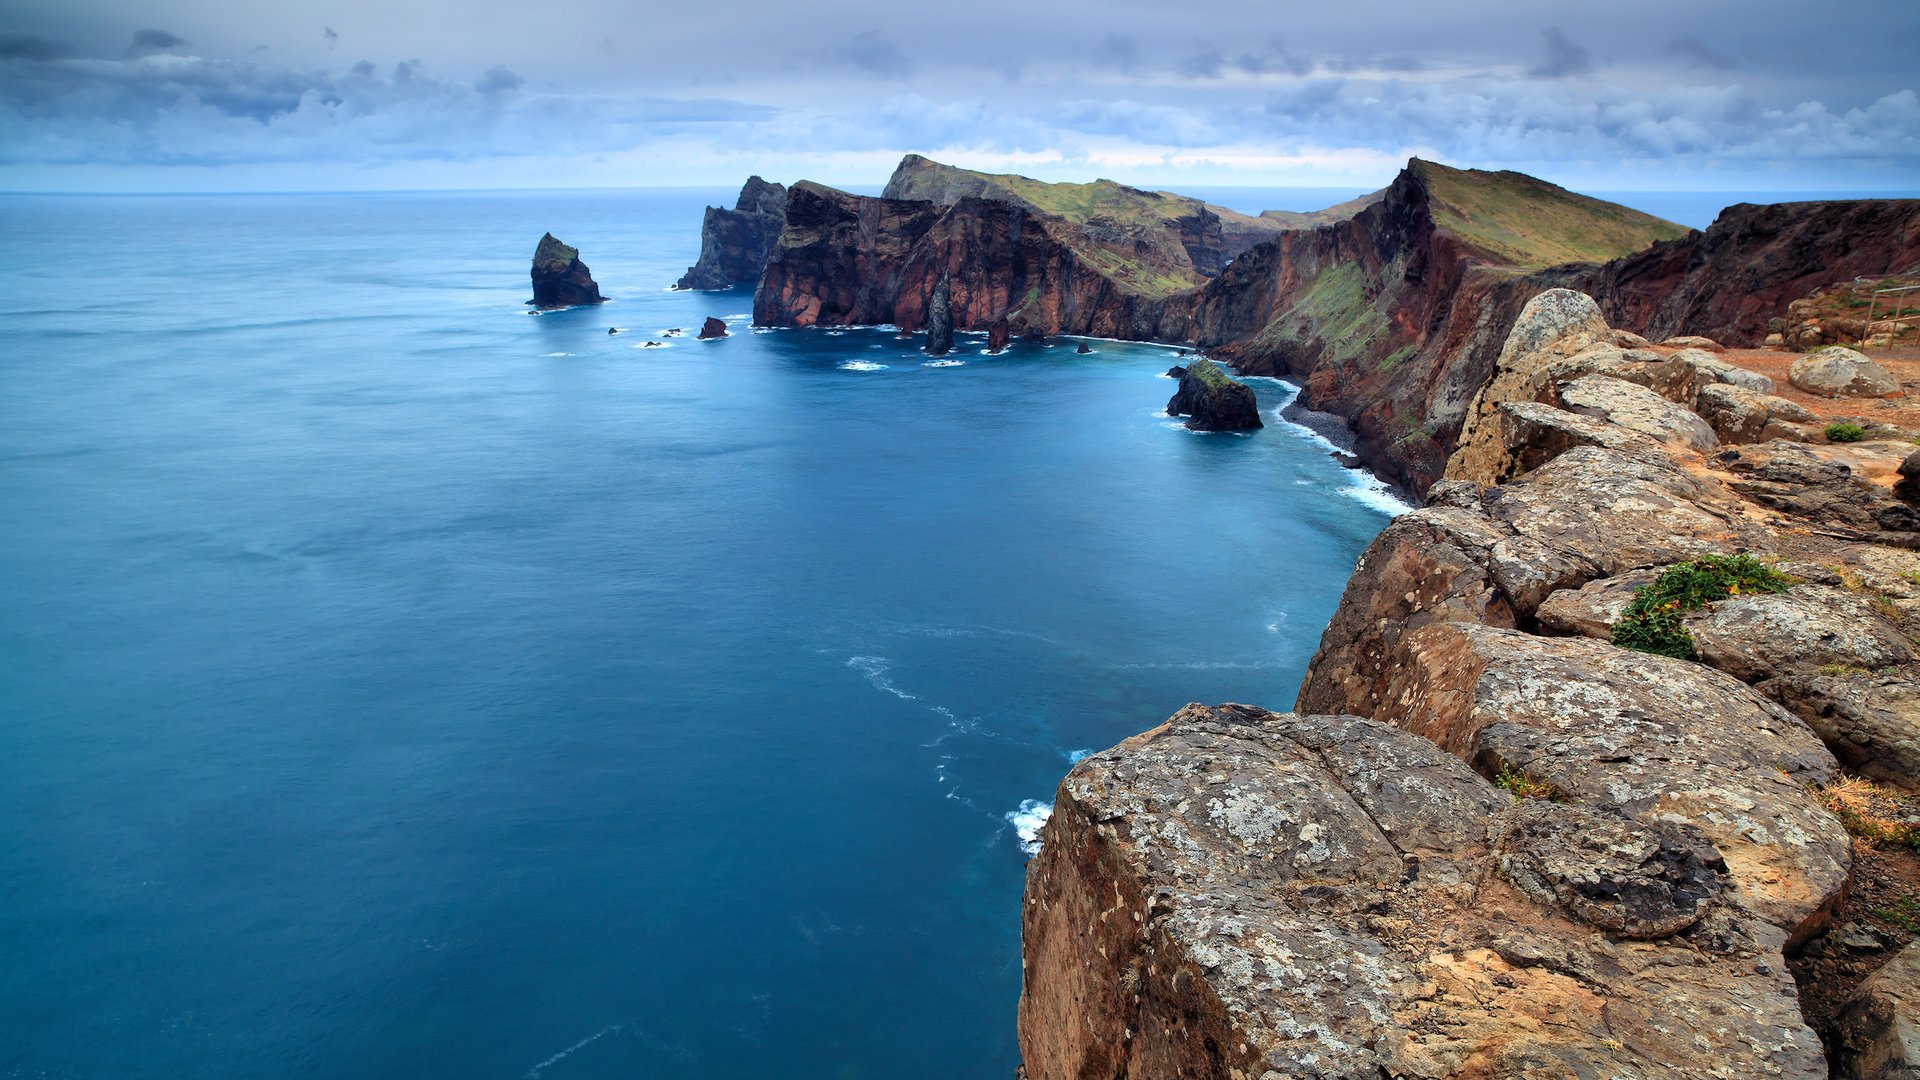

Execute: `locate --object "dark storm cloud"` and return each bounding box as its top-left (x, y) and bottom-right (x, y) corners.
top-left (1528, 27), bottom-right (1592, 78)
top-left (0, 0), bottom-right (1914, 186)
top-left (0, 32), bottom-right (73, 60)
top-left (126, 29), bottom-right (186, 57)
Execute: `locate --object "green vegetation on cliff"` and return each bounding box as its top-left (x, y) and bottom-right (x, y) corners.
top-left (1411, 159), bottom-right (1690, 269)
top-left (1612, 555), bottom-right (1793, 659)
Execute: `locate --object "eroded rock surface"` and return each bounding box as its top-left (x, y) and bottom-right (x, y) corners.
top-left (1018, 704), bottom-right (1827, 1079)
top-left (1792, 346), bottom-right (1904, 399)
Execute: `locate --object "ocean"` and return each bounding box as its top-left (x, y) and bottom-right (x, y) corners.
top-left (0, 189), bottom-right (1403, 1078)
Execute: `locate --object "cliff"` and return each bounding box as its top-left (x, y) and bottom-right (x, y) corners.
top-left (1020, 290), bottom-right (1920, 1078)
top-left (676, 176), bottom-right (789, 291)
top-left (528, 233), bottom-right (604, 308)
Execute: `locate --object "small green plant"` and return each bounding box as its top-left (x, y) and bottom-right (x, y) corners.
top-left (1611, 554), bottom-right (1793, 660)
top-left (1826, 422), bottom-right (1866, 443)
top-left (1874, 894), bottom-right (1920, 933)
top-left (1491, 763), bottom-right (1568, 802)
top-left (1813, 776), bottom-right (1920, 854)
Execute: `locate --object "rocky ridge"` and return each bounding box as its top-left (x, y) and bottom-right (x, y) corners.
top-left (1020, 290), bottom-right (1920, 1078)
top-left (676, 176), bottom-right (788, 291)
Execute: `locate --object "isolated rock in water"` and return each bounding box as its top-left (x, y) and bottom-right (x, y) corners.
top-left (986, 318), bottom-right (1010, 353)
top-left (1165, 359), bottom-right (1262, 431)
top-left (676, 176), bottom-right (789, 291)
top-left (925, 277), bottom-right (953, 357)
top-left (1017, 704), bottom-right (1827, 1080)
top-left (1790, 346), bottom-right (1902, 398)
top-left (698, 317), bottom-right (728, 340)
top-left (1075, 342), bottom-right (1091, 354)
top-left (1829, 940), bottom-right (1920, 1078)
top-left (529, 233), bottom-right (604, 308)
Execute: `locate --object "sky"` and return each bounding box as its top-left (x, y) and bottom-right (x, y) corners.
top-left (1, 0), bottom-right (1917, 194)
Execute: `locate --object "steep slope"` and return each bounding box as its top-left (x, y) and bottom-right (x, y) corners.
top-left (675, 176), bottom-right (788, 290)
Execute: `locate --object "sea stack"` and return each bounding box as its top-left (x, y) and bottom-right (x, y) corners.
top-left (676, 177), bottom-right (790, 291)
top-left (987, 318), bottom-right (1010, 354)
top-left (925, 277), bottom-right (953, 357)
top-left (698, 317), bottom-right (728, 340)
top-left (1166, 359), bottom-right (1262, 431)
top-left (529, 233), bottom-right (604, 308)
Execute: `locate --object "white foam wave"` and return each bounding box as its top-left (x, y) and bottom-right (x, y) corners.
top-left (527, 1024), bottom-right (623, 1078)
top-left (923, 359), bottom-right (965, 368)
top-left (541, 352), bottom-right (575, 358)
top-left (847, 656), bottom-right (915, 700)
top-left (1342, 474), bottom-right (1416, 516)
top-left (1007, 800), bottom-right (1052, 856)
top-left (1065, 748), bottom-right (1093, 763)
top-left (839, 360), bottom-right (888, 371)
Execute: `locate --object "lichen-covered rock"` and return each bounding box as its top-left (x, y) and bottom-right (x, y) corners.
top-left (1378, 622), bottom-right (1849, 942)
top-left (1489, 400), bottom-right (1667, 481)
top-left (1670, 347), bottom-right (1776, 394)
top-left (1165, 359), bottom-right (1262, 431)
top-left (1661, 334), bottom-right (1725, 351)
top-left (1557, 374), bottom-right (1719, 452)
top-left (1017, 704), bottom-right (1827, 1079)
top-left (1450, 290), bottom-right (1610, 483)
top-left (1829, 939), bottom-right (1920, 1078)
top-left (1765, 673), bottom-right (1920, 791)
top-left (1722, 442), bottom-right (1920, 539)
top-left (529, 233), bottom-right (604, 308)
top-left (1535, 570), bottom-right (1660, 639)
top-left (1791, 346), bottom-right (1903, 398)
top-left (1697, 382), bottom-right (1816, 443)
top-left (1686, 586), bottom-right (1915, 683)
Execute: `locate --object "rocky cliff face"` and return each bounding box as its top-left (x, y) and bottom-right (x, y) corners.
top-left (1020, 290), bottom-right (1920, 1078)
top-left (676, 176), bottom-right (788, 291)
top-left (528, 233), bottom-right (604, 308)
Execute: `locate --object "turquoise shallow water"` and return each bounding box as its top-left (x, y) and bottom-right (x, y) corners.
top-left (0, 190), bottom-right (1399, 1078)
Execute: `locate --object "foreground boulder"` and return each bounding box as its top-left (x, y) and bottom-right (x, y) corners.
top-left (1165, 359), bottom-right (1262, 431)
top-left (529, 233), bottom-right (604, 308)
top-left (1790, 346), bottom-right (1903, 398)
top-left (1018, 705), bottom-right (1826, 1079)
top-left (1830, 940), bottom-right (1920, 1079)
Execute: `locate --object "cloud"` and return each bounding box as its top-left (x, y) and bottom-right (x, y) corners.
top-left (1667, 35), bottom-right (1737, 71)
top-left (323, 27), bottom-right (338, 48)
top-left (127, 30), bottom-right (188, 58)
top-left (1528, 27), bottom-right (1591, 78)
top-left (1099, 33), bottom-right (1139, 75)
top-left (829, 32), bottom-right (911, 80)
top-left (0, 33), bottom-right (74, 61)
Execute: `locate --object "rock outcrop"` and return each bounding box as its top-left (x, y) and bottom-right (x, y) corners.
top-left (1830, 941), bottom-right (1920, 1078)
top-left (1791, 346), bottom-right (1904, 398)
top-left (1021, 288), bottom-right (1920, 1077)
top-left (676, 177), bottom-right (788, 291)
top-left (1164, 359), bottom-right (1261, 432)
top-left (528, 233), bottom-right (604, 308)
top-left (697, 316), bottom-right (728, 340)
top-left (1019, 704), bottom-right (1827, 1079)
top-left (924, 276), bottom-right (953, 357)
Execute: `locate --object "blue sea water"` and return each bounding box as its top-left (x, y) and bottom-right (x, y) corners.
top-left (0, 190), bottom-right (1404, 1078)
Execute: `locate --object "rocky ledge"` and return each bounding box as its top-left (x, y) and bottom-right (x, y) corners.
top-left (528, 233), bottom-right (603, 308)
top-left (1020, 289), bottom-right (1920, 1078)
top-left (1165, 359), bottom-right (1262, 431)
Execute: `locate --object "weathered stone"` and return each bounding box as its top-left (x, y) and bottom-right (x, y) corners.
top-left (1670, 347), bottom-right (1777, 394)
top-left (1697, 382), bottom-right (1817, 443)
top-left (1829, 940), bottom-right (1920, 1078)
top-left (1661, 334), bottom-right (1725, 351)
top-left (1765, 673), bottom-right (1920, 791)
top-left (1686, 585), bottom-right (1915, 684)
top-left (1489, 400), bottom-right (1666, 482)
top-left (1723, 442), bottom-right (1920, 538)
top-left (1899, 450), bottom-right (1920, 504)
top-left (1791, 346), bottom-right (1903, 398)
top-left (697, 316), bottom-right (728, 340)
top-left (1535, 570), bottom-right (1660, 639)
top-left (1450, 290), bottom-right (1611, 484)
top-left (924, 276), bottom-right (953, 356)
top-left (1378, 623), bottom-right (1849, 942)
top-left (1605, 327), bottom-right (1653, 348)
top-left (1557, 374), bottom-right (1719, 452)
top-left (1017, 704), bottom-right (1827, 1080)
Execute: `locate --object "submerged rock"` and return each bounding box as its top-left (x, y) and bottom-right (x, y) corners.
top-left (529, 233), bottom-right (604, 308)
top-left (1075, 342), bottom-right (1091, 354)
top-left (697, 317), bottom-right (728, 340)
top-left (1165, 359), bottom-right (1261, 431)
